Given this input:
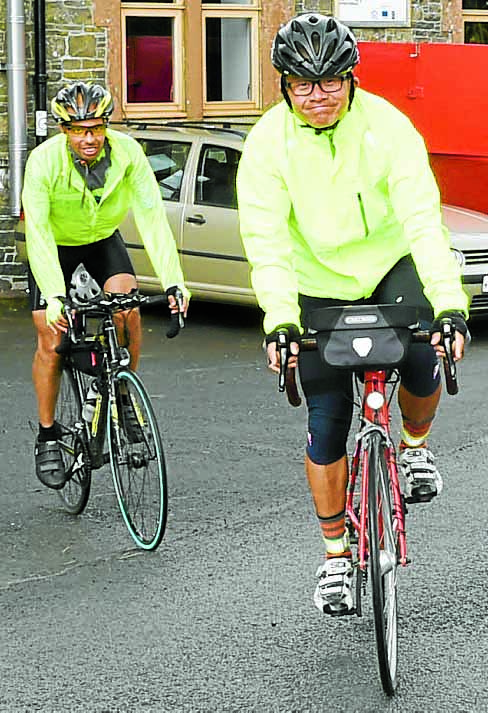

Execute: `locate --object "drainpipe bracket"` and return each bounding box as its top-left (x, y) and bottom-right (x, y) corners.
top-left (0, 162), bottom-right (9, 194)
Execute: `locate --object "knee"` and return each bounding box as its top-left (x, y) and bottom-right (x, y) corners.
top-left (35, 335), bottom-right (62, 367)
top-left (307, 413), bottom-right (350, 465)
top-left (113, 309), bottom-right (141, 346)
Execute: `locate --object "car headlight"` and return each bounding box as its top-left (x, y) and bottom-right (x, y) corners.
top-left (451, 248), bottom-right (465, 269)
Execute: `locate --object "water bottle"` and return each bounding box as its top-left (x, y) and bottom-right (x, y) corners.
top-left (82, 379), bottom-right (100, 423)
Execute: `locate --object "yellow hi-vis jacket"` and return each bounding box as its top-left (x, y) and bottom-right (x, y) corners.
top-left (22, 128), bottom-right (187, 301)
top-left (237, 88), bottom-right (468, 334)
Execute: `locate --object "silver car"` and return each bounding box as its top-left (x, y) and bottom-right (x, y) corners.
top-left (15, 123), bottom-right (488, 315)
top-left (117, 123), bottom-right (488, 316)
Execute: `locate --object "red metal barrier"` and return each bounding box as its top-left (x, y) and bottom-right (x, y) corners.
top-left (356, 42), bottom-right (488, 213)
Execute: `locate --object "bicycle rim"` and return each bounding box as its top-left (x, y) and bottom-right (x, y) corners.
top-left (367, 433), bottom-right (398, 696)
top-left (108, 369), bottom-right (167, 550)
top-left (56, 368), bottom-right (92, 515)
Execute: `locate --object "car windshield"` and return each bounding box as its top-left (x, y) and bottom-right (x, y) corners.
top-left (141, 139), bottom-right (191, 201)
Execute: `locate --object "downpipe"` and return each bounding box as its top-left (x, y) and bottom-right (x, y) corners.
top-left (7, 0), bottom-right (27, 217)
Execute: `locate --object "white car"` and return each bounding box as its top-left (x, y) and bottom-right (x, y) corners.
top-left (441, 204), bottom-right (488, 316)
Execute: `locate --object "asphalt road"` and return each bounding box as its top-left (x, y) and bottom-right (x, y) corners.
top-left (1, 299), bottom-right (487, 713)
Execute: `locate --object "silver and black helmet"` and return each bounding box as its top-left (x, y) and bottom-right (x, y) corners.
top-left (272, 13), bottom-right (359, 79)
top-left (51, 82), bottom-right (114, 124)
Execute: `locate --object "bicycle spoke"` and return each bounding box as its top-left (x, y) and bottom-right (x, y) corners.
top-left (56, 368), bottom-right (92, 515)
top-left (108, 369), bottom-right (167, 550)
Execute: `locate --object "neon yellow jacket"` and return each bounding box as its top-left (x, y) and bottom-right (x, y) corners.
top-left (237, 89), bottom-right (468, 333)
top-left (22, 129), bottom-right (187, 301)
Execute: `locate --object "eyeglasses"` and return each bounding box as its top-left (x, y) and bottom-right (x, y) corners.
top-left (286, 77), bottom-right (347, 97)
top-left (66, 124), bottom-right (106, 137)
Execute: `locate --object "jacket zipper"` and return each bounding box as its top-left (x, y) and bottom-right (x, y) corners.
top-left (357, 192), bottom-right (369, 237)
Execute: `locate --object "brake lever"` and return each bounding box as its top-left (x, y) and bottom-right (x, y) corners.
top-left (277, 330), bottom-right (289, 393)
top-left (441, 320), bottom-right (458, 396)
top-left (166, 288), bottom-right (185, 339)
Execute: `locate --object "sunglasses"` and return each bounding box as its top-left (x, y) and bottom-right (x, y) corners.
top-left (65, 124), bottom-right (106, 137)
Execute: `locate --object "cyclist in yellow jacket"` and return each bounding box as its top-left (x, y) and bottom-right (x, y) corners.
top-left (22, 81), bottom-right (189, 491)
top-left (237, 14), bottom-right (468, 615)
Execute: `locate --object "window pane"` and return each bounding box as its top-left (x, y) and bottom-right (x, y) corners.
top-left (126, 16), bottom-right (174, 103)
top-left (204, 0), bottom-right (254, 4)
top-left (140, 140), bottom-right (191, 201)
top-left (195, 145), bottom-right (239, 208)
top-left (464, 21), bottom-right (488, 42)
top-left (205, 18), bottom-right (251, 101)
top-left (462, 0), bottom-right (488, 8)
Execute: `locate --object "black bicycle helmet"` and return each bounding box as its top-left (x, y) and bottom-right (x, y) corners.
top-left (51, 82), bottom-right (114, 124)
top-left (272, 13), bottom-right (359, 79)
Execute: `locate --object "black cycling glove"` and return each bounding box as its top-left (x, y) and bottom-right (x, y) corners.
top-left (430, 310), bottom-right (468, 337)
top-left (165, 285), bottom-right (181, 302)
top-left (265, 323), bottom-right (302, 347)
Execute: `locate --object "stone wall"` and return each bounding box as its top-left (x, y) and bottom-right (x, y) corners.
top-left (296, 0), bottom-right (455, 42)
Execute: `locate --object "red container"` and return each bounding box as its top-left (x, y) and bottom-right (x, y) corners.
top-left (356, 42), bottom-right (488, 213)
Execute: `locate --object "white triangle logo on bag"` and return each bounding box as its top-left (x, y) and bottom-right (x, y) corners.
top-left (352, 337), bottom-right (373, 357)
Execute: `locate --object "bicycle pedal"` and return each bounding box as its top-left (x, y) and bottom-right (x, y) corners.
top-left (329, 606), bottom-right (357, 618)
top-left (323, 604), bottom-right (357, 617)
top-left (404, 492), bottom-right (436, 504)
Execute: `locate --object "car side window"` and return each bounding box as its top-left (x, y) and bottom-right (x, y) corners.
top-left (140, 139), bottom-right (191, 202)
top-left (195, 145), bottom-right (240, 209)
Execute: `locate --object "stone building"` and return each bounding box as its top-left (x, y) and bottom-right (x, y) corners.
top-left (0, 0), bottom-right (484, 293)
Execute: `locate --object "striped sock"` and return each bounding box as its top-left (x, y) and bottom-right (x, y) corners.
top-left (317, 511), bottom-right (352, 559)
top-left (400, 420), bottom-right (432, 449)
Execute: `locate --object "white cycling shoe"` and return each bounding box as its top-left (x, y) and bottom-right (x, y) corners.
top-left (399, 447), bottom-right (443, 503)
top-left (314, 557), bottom-right (354, 616)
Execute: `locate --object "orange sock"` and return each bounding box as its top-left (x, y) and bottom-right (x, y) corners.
top-left (317, 512), bottom-right (352, 559)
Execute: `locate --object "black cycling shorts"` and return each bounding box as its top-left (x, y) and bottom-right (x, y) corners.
top-left (28, 231), bottom-right (135, 311)
top-left (298, 255), bottom-right (441, 465)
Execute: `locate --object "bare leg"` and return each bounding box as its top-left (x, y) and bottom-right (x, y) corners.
top-left (104, 273), bottom-right (141, 370)
top-left (32, 311), bottom-right (63, 427)
top-left (308, 453), bottom-right (354, 613)
top-left (398, 383), bottom-right (441, 445)
top-left (305, 453), bottom-right (348, 518)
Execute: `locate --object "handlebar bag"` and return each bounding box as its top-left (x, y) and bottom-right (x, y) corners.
top-left (308, 304), bottom-right (420, 371)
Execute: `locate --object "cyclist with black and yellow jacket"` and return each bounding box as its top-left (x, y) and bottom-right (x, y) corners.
top-left (237, 14), bottom-right (468, 616)
top-left (23, 82), bottom-right (189, 491)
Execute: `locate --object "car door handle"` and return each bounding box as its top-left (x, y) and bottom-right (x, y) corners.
top-left (186, 214), bottom-right (206, 225)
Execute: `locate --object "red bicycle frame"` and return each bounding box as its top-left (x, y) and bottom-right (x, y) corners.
top-left (346, 370), bottom-right (408, 570)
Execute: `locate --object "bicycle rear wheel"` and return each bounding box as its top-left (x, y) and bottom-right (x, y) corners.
top-left (56, 367), bottom-right (92, 515)
top-left (367, 433), bottom-right (399, 696)
top-left (108, 369), bottom-right (167, 550)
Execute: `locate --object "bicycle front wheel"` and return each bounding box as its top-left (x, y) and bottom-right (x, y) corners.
top-left (108, 369), bottom-right (168, 550)
top-left (56, 367), bottom-right (92, 515)
top-left (367, 433), bottom-right (399, 696)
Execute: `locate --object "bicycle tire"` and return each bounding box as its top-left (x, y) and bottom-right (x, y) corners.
top-left (56, 367), bottom-right (92, 515)
top-left (108, 369), bottom-right (168, 550)
top-left (367, 433), bottom-right (399, 696)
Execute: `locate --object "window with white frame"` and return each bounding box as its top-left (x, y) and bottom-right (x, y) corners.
top-left (120, 0), bottom-right (260, 117)
top-left (121, 1), bottom-right (184, 117)
top-left (202, 0), bottom-right (260, 114)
